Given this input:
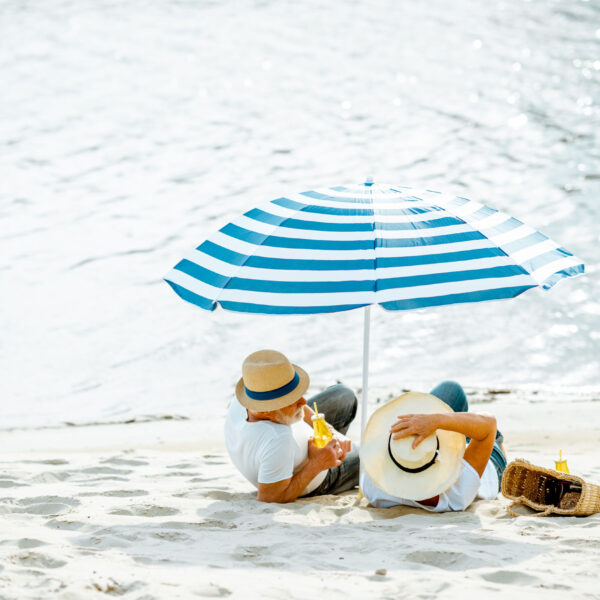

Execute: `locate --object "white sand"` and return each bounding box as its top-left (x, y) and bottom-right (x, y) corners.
top-left (1, 391), bottom-right (599, 600)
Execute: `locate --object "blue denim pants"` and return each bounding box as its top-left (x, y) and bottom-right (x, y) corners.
top-left (429, 381), bottom-right (507, 489)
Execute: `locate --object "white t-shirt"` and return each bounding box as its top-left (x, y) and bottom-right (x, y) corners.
top-left (360, 458), bottom-right (499, 512)
top-left (224, 399), bottom-right (327, 496)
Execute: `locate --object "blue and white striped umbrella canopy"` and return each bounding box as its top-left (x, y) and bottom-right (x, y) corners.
top-left (164, 183), bottom-right (584, 314)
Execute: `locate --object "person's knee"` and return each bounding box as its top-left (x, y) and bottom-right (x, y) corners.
top-left (342, 384), bottom-right (358, 412)
top-left (431, 380), bottom-right (467, 412)
top-left (437, 380), bottom-right (463, 393)
top-left (328, 384), bottom-right (357, 416)
top-left (327, 383), bottom-right (356, 402)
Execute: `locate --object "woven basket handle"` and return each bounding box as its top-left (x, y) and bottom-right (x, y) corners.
top-left (507, 500), bottom-right (554, 517)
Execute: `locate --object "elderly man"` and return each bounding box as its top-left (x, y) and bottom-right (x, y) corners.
top-left (225, 349), bottom-right (359, 503)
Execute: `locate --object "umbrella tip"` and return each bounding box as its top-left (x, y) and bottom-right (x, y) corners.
top-left (364, 176), bottom-right (374, 186)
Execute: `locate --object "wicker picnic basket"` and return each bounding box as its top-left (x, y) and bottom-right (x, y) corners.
top-left (501, 458), bottom-right (600, 517)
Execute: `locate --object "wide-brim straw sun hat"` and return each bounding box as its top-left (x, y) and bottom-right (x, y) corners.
top-left (360, 392), bottom-right (466, 501)
top-left (235, 349), bottom-right (310, 412)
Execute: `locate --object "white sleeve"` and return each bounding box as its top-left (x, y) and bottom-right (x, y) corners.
top-left (444, 460), bottom-right (481, 511)
top-left (256, 431), bottom-right (296, 485)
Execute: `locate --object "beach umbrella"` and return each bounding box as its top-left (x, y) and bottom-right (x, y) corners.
top-left (164, 181), bottom-right (584, 434)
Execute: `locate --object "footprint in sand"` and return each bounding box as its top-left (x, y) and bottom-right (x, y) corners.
top-left (480, 570), bottom-right (541, 586)
top-left (162, 518), bottom-right (236, 530)
top-left (85, 475), bottom-right (130, 483)
top-left (18, 538), bottom-right (47, 549)
top-left (0, 479), bottom-right (26, 488)
top-left (102, 489), bottom-right (149, 497)
top-left (80, 466), bottom-right (133, 475)
top-left (91, 578), bottom-right (145, 595)
top-left (205, 491), bottom-right (237, 501)
top-left (209, 510), bottom-right (241, 521)
top-left (109, 505), bottom-right (180, 517)
top-left (24, 459), bottom-right (69, 466)
top-left (133, 556), bottom-right (175, 566)
top-left (172, 489), bottom-right (215, 499)
top-left (464, 534), bottom-right (506, 547)
top-left (163, 518), bottom-right (237, 530)
top-left (30, 471), bottom-right (72, 483)
top-left (165, 471), bottom-right (199, 477)
top-left (12, 551), bottom-right (67, 569)
top-left (101, 457), bottom-right (149, 467)
top-left (75, 526), bottom-right (140, 547)
top-left (45, 519), bottom-right (88, 531)
top-left (405, 550), bottom-right (486, 571)
top-left (158, 521), bottom-right (220, 530)
top-left (79, 490), bottom-right (149, 498)
top-left (202, 519), bottom-right (237, 529)
top-left (16, 496), bottom-right (80, 517)
top-left (560, 538), bottom-right (597, 549)
top-left (194, 583), bottom-right (232, 597)
top-left (232, 545), bottom-right (270, 561)
top-left (21, 503), bottom-right (72, 516)
top-left (578, 520), bottom-right (600, 529)
top-left (231, 550), bottom-right (285, 569)
top-left (151, 531), bottom-right (193, 542)
top-left (203, 454), bottom-right (227, 465)
top-left (18, 496), bottom-right (79, 507)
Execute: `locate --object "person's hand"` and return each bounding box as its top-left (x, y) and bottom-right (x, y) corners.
top-left (335, 438), bottom-right (352, 460)
top-left (308, 438), bottom-right (351, 471)
top-left (390, 414), bottom-right (441, 448)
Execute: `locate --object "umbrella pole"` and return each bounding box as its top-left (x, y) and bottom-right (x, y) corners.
top-left (360, 305), bottom-right (371, 439)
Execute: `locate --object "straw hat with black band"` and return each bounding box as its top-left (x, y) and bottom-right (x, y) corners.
top-left (360, 392), bottom-right (466, 501)
top-left (235, 349), bottom-right (310, 412)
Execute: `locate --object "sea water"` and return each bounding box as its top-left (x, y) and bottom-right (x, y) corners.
top-left (2, 0), bottom-right (599, 429)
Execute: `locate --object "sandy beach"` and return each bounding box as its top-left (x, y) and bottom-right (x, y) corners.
top-left (3, 1), bottom-right (599, 598)
top-left (1, 388), bottom-right (599, 600)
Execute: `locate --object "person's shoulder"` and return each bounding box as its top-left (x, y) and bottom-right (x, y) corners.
top-left (259, 421), bottom-right (294, 442)
top-left (242, 419), bottom-right (292, 444)
top-left (225, 398), bottom-right (244, 421)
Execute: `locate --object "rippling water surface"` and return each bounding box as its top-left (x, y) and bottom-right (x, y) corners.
top-left (2, 0), bottom-right (599, 428)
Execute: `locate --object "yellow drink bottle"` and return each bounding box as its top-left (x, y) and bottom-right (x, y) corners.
top-left (312, 402), bottom-right (333, 448)
top-left (555, 449), bottom-right (569, 473)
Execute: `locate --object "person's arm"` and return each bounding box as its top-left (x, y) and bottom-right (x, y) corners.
top-left (257, 438), bottom-right (348, 503)
top-left (390, 412), bottom-right (497, 477)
